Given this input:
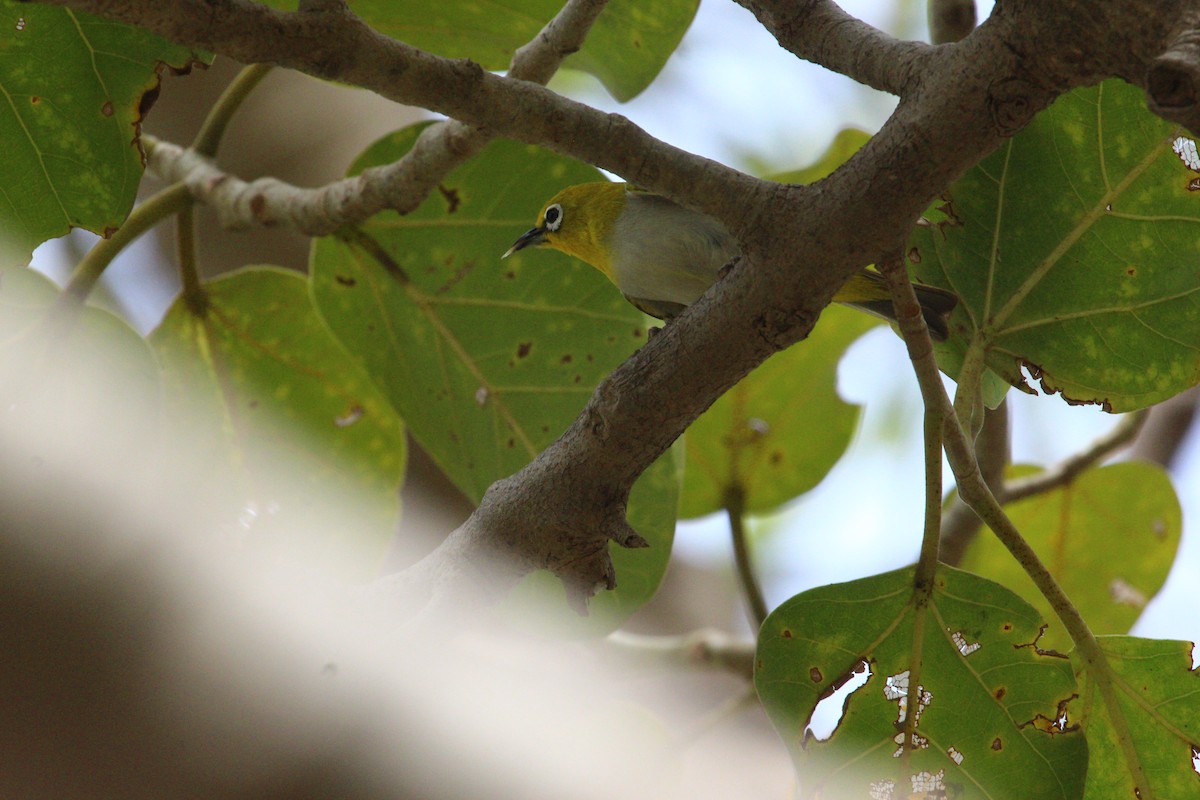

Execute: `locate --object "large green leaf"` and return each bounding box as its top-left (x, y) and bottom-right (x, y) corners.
top-left (1075, 638), bottom-right (1195, 800)
top-left (960, 461), bottom-right (1182, 654)
top-left (310, 124), bottom-right (676, 619)
top-left (0, 2), bottom-right (203, 264)
top-left (151, 267), bottom-right (406, 564)
top-left (1074, 637), bottom-right (1200, 800)
top-left (260, 0), bottom-right (697, 101)
top-left (757, 566), bottom-right (1086, 800)
top-left (911, 79), bottom-right (1200, 411)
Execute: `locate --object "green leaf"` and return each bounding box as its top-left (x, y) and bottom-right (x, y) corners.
top-left (261, 0), bottom-right (697, 101)
top-left (310, 124), bottom-right (675, 617)
top-left (910, 79), bottom-right (1200, 411)
top-left (1074, 637), bottom-right (1200, 800)
top-left (768, 128), bottom-right (872, 184)
top-left (151, 267), bottom-right (406, 564)
top-left (960, 461), bottom-right (1181, 654)
top-left (0, 2), bottom-right (204, 264)
top-left (757, 565), bottom-right (1086, 800)
top-left (680, 305), bottom-right (874, 518)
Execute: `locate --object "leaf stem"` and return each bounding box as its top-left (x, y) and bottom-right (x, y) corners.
top-left (877, 253), bottom-right (943, 764)
top-left (939, 400), bottom-right (1008, 565)
top-left (726, 485), bottom-right (768, 628)
top-left (176, 63), bottom-right (276, 315)
top-left (192, 63), bottom-right (274, 158)
top-left (879, 253), bottom-right (1150, 796)
top-left (58, 183), bottom-right (193, 310)
top-left (175, 202), bottom-right (206, 316)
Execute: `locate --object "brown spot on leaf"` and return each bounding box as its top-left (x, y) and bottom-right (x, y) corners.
top-left (560, 354), bottom-right (572, 364)
top-left (516, 341), bottom-right (532, 359)
top-left (810, 667), bottom-right (823, 683)
top-left (1126, 266), bottom-right (1137, 277)
top-left (101, 101), bottom-right (114, 117)
top-left (907, 247), bottom-right (921, 264)
top-left (334, 274), bottom-right (356, 287)
top-left (573, 374), bottom-right (582, 384)
top-left (769, 450), bottom-right (783, 465)
top-left (781, 628), bottom-right (793, 639)
top-left (438, 184), bottom-right (461, 214)
top-left (507, 438), bottom-right (515, 448)
top-left (991, 737), bottom-right (1002, 751)
top-left (994, 686), bottom-right (1007, 700)
top-left (30, 96), bottom-right (40, 105)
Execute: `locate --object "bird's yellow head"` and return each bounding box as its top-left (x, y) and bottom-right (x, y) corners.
top-left (503, 182), bottom-right (627, 279)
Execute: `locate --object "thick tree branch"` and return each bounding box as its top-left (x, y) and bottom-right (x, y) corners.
top-left (32, 0), bottom-right (1200, 605)
top-left (732, 0), bottom-right (934, 95)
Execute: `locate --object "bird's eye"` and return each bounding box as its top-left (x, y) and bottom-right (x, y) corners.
top-left (543, 203), bottom-right (563, 231)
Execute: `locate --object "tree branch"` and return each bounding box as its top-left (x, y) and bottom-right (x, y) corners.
top-left (605, 629), bottom-right (756, 680)
top-left (143, 0), bottom-right (612, 235)
top-left (732, 0), bottom-right (934, 95)
top-left (33, 0), bottom-right (1200, 606)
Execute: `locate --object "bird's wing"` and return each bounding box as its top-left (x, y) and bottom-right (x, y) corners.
top-left (623, 293), bottom-right (687, 321)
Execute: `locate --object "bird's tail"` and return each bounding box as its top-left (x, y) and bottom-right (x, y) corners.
top-left (837, 270), bottom-right (959, 342)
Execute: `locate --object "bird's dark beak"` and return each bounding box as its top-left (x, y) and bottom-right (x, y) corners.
top-left (502, 226), bottom-right (546, 259)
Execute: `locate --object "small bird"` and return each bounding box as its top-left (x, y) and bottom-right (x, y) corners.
top-left (504, 182), bottom-right (958, 340)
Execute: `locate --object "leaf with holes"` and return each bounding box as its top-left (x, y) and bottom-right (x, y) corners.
top-left (151, 267), bottom-right (406, 565)
top-left (258, 0), bottom-right (697, 101)
top-left (910, 79), bottom-right (1200, 411)
top-left (960, 461), bottom-right (1181, 654)
top-left (756, 565), bottom-right (1086, 800)
top-left (309, 124), bottom-right (675, 623)
top-left (0, 2), bottom-right (204, 264)
top-left (1073, 637), bottom-right (1200, 800)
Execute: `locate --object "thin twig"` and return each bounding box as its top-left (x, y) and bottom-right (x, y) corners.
top-left (605, 629), bottom-right (756, 679)
top-left (145, 0), bottom-right (611, 235)
top-left (726, 486), bottom-right (769, 629)
top-left (1001, 409), bottom-right (1148, 504)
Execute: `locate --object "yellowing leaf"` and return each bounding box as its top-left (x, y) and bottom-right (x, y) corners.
top-left (912, 80), bottom-right (1200, 411)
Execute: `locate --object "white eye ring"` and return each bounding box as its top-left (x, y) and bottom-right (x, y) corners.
top-left (543, 203), bottom-right (563, 232)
